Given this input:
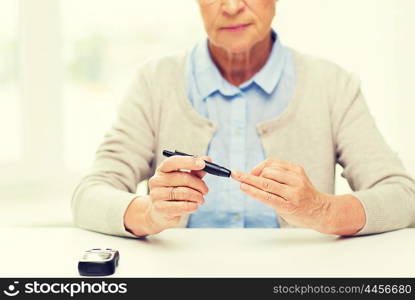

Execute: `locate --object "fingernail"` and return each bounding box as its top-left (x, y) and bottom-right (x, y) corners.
top-left (233, 170), bottom-right (243, 179)
top-left (195, 159), bottom-right (205, 167)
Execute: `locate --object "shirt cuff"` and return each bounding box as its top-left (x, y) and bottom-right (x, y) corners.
top-left (72, 183), bottom-right (144, 238)
top-left (350, 186), bottom-right (403, 236)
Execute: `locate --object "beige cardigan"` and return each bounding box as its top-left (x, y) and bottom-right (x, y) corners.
top-left (71, 48), bottom-right (415, 238)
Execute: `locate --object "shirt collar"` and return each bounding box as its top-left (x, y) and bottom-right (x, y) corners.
top-left (250, 30), bottom-right (286, 95)
top-left (191, 29), bottom-right (286, 102)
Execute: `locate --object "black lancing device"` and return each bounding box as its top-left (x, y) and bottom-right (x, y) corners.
top-left (162, 150), bottom-right (231, 177)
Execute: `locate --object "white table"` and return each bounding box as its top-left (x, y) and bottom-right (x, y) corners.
top-left (1, 227), bottom-right (414, 277)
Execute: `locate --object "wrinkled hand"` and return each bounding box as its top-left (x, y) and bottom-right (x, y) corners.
top-left (231, 158), bottom-right (333, 233)
top-left (124, 155), bottom-right (211, 236)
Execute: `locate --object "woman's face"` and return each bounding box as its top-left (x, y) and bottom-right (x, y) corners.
top-left (197, 0), bottom-right (276, 53)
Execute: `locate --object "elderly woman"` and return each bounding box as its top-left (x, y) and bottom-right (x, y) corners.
top-left (72, 0), bottom-right (415, 238)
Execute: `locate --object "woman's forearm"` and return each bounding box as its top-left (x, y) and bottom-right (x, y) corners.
top-left (123, 196), bottom-right (153, 237)
top-left (324, 194), bottom-right (366, 236)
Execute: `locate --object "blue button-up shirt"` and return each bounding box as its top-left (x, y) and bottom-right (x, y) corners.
top-left (185, 30), bottom-right (296, 228)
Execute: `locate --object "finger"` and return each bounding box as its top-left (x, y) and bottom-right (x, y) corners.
top-left (150, 186), bottom-right (205, 205)
top-left (251, 158), bottom-right (296, 176)
top-left (154, 200), bottom-right (200, 217)
top-left (240, 183), bottom-right (294, 212)
top-left (191, 156), bottom-right (212, 179)
top-left (260, 167), bottom-right (300, 186)
top-left (158, 155), bottom-right (205, 173)
top-left (149, 171), bottom-right (209, 194)
top-left (231, 170), bottom-right (291, 200)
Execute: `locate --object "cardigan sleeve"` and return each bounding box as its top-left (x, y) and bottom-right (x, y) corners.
top-left (71, 66), bottom-right (155, 238)
top-left (332, 72), bottom-right (415, 235)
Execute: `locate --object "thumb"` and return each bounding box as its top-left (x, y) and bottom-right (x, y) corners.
top-left (191, 156), bottom-right (212, 179)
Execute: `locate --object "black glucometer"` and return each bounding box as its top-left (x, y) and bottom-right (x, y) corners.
top-left (78, 248), bottom-right (119, 276)
top-left (162, 150), bottom-right (231, 177)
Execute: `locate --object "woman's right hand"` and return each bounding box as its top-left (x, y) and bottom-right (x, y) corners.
top-left (124, 155), bottom-right (211, 236)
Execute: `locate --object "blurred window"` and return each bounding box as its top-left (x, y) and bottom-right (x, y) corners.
top-left (61, 0), bottom-right (204, 170)
top-left (0, 0), bottom-right (21, 164)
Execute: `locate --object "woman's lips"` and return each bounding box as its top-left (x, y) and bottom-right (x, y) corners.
top-left (221, 23), bottom-right (251, 33)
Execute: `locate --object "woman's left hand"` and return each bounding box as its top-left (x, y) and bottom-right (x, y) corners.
top-left (231, 158), bottom-right (334, 233)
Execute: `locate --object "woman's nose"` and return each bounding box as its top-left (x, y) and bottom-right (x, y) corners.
top-left (222, 0), bottom-right (245, 16)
